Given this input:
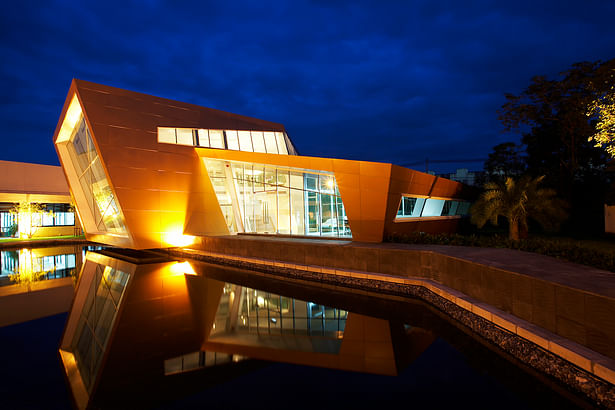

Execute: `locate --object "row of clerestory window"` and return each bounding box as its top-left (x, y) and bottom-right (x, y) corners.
top-left (157, 127), bottom-right (291, 155)
top-left (396, 196), bottom-right (471, 219)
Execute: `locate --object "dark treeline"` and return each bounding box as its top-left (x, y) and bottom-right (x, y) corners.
top-left (482, 58), bottom-right (615, 235)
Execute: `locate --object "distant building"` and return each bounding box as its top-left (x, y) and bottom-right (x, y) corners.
top-left (438, 168), bottom-right (484, 187)
top-left (0, 160), bottom-right (81, 238)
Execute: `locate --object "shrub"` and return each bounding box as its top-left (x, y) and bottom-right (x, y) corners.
top-left (8, 224), bottom-right (18, 237)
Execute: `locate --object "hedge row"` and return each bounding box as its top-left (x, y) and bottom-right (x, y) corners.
top-left (387, 232), bottom-right (615, 273)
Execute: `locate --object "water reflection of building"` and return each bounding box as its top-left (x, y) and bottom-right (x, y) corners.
top-left (0, 160), bottom-right (81, 239)
top-left (0, 245), bottom-right (89, 327)
top-left (0, 245), bottom-right (83, 286)
top-left (53, 80), bottom-right (471, 250)
top-left (59, 252), bottom-right (435, 409)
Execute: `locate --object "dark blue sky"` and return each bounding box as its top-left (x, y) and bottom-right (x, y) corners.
top-left (1, 1), bottom-right (613, 173)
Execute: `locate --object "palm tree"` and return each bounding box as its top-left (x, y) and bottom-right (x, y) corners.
top-left (470, 175), bottom-right (567, 240)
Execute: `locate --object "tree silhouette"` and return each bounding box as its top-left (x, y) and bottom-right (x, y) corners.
top-left (470, 176), bottom-right (567, 240)
top-left (498, 58), bottom-right (615, 233)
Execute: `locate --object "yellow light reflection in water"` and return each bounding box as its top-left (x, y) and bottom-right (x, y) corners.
top-left (170, 261), bottom-right (196, 276)
top-left (10, 248), bottom-right (44, 288)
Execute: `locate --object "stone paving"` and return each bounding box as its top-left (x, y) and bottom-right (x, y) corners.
top-left (382, 242), bottom-right (615, 298)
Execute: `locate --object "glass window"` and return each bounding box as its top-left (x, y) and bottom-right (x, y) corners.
top-left (67, 254), bottom-right (76, 269)
top-left (55, 254), bottom-right (66, 270)
top-left (412, 198), bottom-right (426, 217)
top-left (158, 127), bottom-right (296, 155)
top-left (320, 193), bottom-right (337, 236)
top-left (396, 196), bottom-right (425, 218)
top-left (59, 111), bottom-right (127, 235)
top-left (290, 172), bottom-right (303, 190)
top-left (277, 188), bottom-right (290, 234)
top-left (197, 129), bottom-right (209, 147)
top-left (204, 159), bottom-right (226, 178)
top-left (31, 213), bottom-right (42, 227)
top-left (231, 163), bottom-right (244, 181)
top-left (252, 166), bottom-right (264, 191)
top-left (238, 131), bottom-right (253, 152)
top-left (442, 200), bottom-right (458, 216)
top-left (456, 201), bottom-right (471, 216)
top-left (396, 196), bottom-right (471, 218)
top-left (306, 191), bottom-right (320, 235)
top-left (264, 167), bottom-right (276, 187)
top-left (304, 174), bottom-right (318, 191)
top-left (276, 169), bottom-right (289, 187)
top-left (225, 130), bottom-right (239, 150)
top-left (220, 205), bottom-right (236, 232)
top-left (319, 175), bottom-right (335, 194)
top-left (42, 256), bottom-right (54, 272)
top-left (421, 198), bottom-right (445, 217)
top-left (157, 127), bottom-right (176, 144)
top-left (42, 212), bottom-right (54, 226)
top-left (54, 212), bottom-right (64, 226)
top-left (290, 189), bottom-right (305, 235)
top-left (209, 130), bottom-right (224, 149)
top-left (336, 196), bottom-right (349, 236)
top-left (251, 131), bottom-right (266, 153)
top-left (203, 159), bottom-right (351, 238)
top-left (176, 128), bottom-right (194, 146)
top-left (275, 132), bottom-right (288, 154)
top-left (264, 132), bottom-right (278, 154)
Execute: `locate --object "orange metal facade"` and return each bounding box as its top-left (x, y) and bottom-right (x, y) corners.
top-left (53, 79), bottom-right (469, 249)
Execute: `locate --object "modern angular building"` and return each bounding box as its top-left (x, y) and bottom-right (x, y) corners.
top-left (53, 79), bottom-right (470, 249)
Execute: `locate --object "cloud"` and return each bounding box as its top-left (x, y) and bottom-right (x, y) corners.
top-left (0, 0), bottom-right (613, 172)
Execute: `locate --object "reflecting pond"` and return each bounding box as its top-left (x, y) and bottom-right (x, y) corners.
top-left (55, 250), bottom-right (581, 410)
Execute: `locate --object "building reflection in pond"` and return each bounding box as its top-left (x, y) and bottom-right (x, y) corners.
top-left (0, 246), bottom-right (83, 286)
top-left (59, 251), bottom-right (435, 409)
top-left (0, 245), bottom-right (104, 287)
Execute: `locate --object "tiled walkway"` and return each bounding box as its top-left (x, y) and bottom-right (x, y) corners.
top-left (379, 242), bottom-right (615, 298)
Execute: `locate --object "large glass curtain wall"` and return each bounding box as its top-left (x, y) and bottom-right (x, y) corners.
top-left (396, 196), bottom-right (471, 218)
top-left (204, 159), bottom-right (351, 238)
top-left (63, 113), bottom-right (126, 234)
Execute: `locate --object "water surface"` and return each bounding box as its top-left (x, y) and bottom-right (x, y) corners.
top-left (54, 251), bottom-right (580, 409)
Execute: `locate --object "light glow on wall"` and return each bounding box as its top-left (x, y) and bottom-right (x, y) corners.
top-left (56, 95), bottom-right (83, 143)
top-left (18, 210), bottom-right (32, 239)
top-left (163, 231), bottom-right (196, 248)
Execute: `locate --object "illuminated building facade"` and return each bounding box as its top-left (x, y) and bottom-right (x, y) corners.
top-left (53, 80), bottom-right (470, 249)
top-left (0, 160), bottom-right (80, 239)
